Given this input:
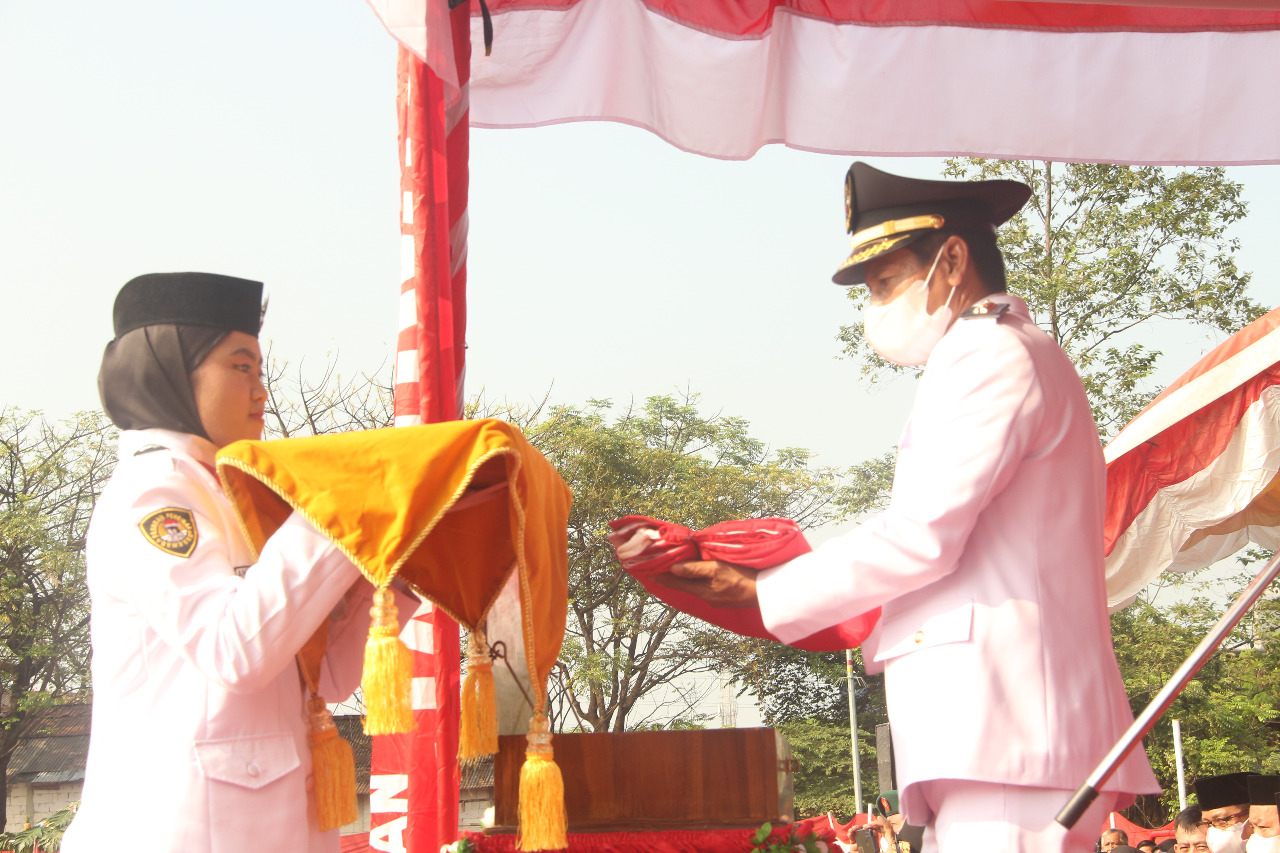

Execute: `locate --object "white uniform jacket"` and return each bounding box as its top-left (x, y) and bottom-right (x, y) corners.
top-left (758, 295), bottom-right (1160, 821)
top-left (64, 429), bottom-right (374, 853)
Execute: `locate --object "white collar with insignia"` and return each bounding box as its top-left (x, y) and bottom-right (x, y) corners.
top-left (119, 428), bottom-right (220, 467)
top-left (959, 292), bottom-right (1028, 321)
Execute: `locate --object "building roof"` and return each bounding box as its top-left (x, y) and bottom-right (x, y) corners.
top-left (6, 704), bottom-right (91, 785)
top-left (460, 756), bottom-right (493, 790)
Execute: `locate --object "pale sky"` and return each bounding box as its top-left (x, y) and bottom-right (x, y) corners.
top-left (5, 0), bottom-right (1280, 490)
top-left (6, 0), bottom-right (1280, 735)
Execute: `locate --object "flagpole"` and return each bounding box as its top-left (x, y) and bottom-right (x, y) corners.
top-left (1057, 550), bottom-right (1280, 828)
top-left (846, 649), bottom-right (863, 809)
top-left (1173, 719), bottom-right (1187, 810)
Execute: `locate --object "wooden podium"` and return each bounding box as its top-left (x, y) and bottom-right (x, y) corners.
top-left (492, 728), bottom-right (794, 832)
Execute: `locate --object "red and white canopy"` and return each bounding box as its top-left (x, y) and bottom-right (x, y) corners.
top-left (1104, 309), bottom-right (1280, 608)
top-left (374, 0), bottom-right (1280, 164)
top-left (358, 4), bottom-right (1280, 849)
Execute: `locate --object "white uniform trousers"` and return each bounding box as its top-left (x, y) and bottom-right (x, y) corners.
top-left (915, 780), bottom-right (1121, 853)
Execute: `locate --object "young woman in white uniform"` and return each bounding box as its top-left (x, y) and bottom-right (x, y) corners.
top-left (64, 273), bottom-right (391, 853)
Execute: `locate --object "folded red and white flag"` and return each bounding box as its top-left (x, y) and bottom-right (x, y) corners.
top-left (608, 515), bottom-right (878, 652)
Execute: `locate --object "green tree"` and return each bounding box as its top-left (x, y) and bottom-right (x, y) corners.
top-left (261, 362), bottom-right (902, 801)
top-left (729, 642), bottom-right (886, 820)
top-left (1111, 580), bottom-right (1280, 826)
top-left (513, 392), bottom-right (866, 733)
top-left (0, 410), bottom-right (114, 827)
top-left (838, 161), bottom-right (1265, 438)
top-left (725, 451), bottom-right (894, 815)
top-left (777, 717), bottom-right (871, 820)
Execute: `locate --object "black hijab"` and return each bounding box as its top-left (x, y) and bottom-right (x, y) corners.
top-left (98, 325), bottom-right (228, 439)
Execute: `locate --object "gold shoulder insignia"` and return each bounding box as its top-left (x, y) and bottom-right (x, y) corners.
top-left (960, 300), bottom-right (1011, 320)
top-left (139, 508), bottom-right (199, 558)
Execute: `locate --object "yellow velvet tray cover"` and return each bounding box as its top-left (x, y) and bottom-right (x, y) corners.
top-left (215, 418), bottom-right (571, 712)
top-left (215, 419), bottom-right (573, 849)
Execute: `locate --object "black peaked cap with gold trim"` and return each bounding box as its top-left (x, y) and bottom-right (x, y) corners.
top-left (112, 272), bottom-right (263, 339)
top-left (833, 162), bottom-right (1032, 286)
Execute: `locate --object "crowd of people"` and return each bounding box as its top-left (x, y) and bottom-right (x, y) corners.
top-left (1097, 773), bottom-right (1280, 853)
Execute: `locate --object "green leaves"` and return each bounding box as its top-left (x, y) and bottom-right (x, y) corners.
top-left (0, 800), bottom-right (78, 851)
top-left (0, 409), bottom-right (114, 826)
top-left (498, 392), bottom-right (886, 734)
top-left (776, 716), bottom-right (873, 820)
top-left (955, 160), bottom-right (1262, 439)
top-left (1111, 590), bottom-right (1280, 824)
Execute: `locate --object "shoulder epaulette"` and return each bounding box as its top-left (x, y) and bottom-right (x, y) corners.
top-left (133, 444), bottom-right (170, 457)
top-left (959, 300), bottom-right (1011, 320)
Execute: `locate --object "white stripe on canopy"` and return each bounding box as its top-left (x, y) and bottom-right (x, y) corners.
top-left (455, 0), bottom-right (1280, 163)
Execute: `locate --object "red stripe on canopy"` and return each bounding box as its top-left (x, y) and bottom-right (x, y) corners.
top-left (1104, 364), bottom-right (1280, 554)
top-left (1103, 307), bottom-right (1280, 607)
top-left (482, 0), bottom-right (1280, 33)
top-left (1144, 309), bottom-right (1280, 406)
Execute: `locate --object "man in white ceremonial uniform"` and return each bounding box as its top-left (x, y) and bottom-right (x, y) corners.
top-left (64, 273), bottom-right (413, 853)
top-left (661, 163), bottom-right (1160, 852)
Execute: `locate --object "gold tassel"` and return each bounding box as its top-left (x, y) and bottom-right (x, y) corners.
top-left (362, 587), bottom-right (415, 735)
top-left (459, 630), bottom-right (498, 760)
top-left (517, 713), bottom-right (567, 852)
top-left (308, 694), bottom-right (358, 832)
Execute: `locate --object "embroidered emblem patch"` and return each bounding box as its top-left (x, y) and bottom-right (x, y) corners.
top-left (139, 508), bottom-right (198, 558)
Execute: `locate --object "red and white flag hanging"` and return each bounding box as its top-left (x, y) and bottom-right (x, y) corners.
top-left (464, 0), bottom-right (1280, 165)
top-left (369, 3), bottom-right (472, 850)
top-left (1104, 307), bottom-right (1280, 609)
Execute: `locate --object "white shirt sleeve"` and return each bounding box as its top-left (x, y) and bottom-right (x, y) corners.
top-left (758, 320), bottom-right (1040, 644)
top-left (316, 578), bottom-right (420, 700)
top-left (94, 469), bottom-right (363, 693)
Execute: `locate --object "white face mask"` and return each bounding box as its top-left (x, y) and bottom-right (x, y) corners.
top-left (862, 246), bottom-right (956, 367)
top-left (1246, 832), bottom-right (1280, 853)
top-left (1208, 822), bottom-right (1249, 853)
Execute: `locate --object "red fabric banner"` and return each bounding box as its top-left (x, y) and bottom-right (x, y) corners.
top-left (1104, 306), bottom-right (1280, 549)
top-left (1102, 306), bottom-right (1280, 606)
top-left (374, 4), bottom-right (473, 851)
top-left (480, 0), bottom-right (1280, 33)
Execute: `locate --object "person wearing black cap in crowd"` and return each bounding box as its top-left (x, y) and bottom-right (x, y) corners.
top-left (63, 273), bottom-right (413, 853)
top-left (658, 163), bottom-right (1159, 852)
top-left (1246, 776), bottom-right (1280, 853)
top-left (1193, 772), bottom-right (1257, 853)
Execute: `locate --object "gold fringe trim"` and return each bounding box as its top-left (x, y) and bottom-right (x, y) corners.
top-left (362, 588), bottom-right (415, 735)
top-left (517, 713), bottom-right (566, 852)
top-left (459, 630), bottom-right (498, 760)
top-left (308, 694), bottom-right (358, 832)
